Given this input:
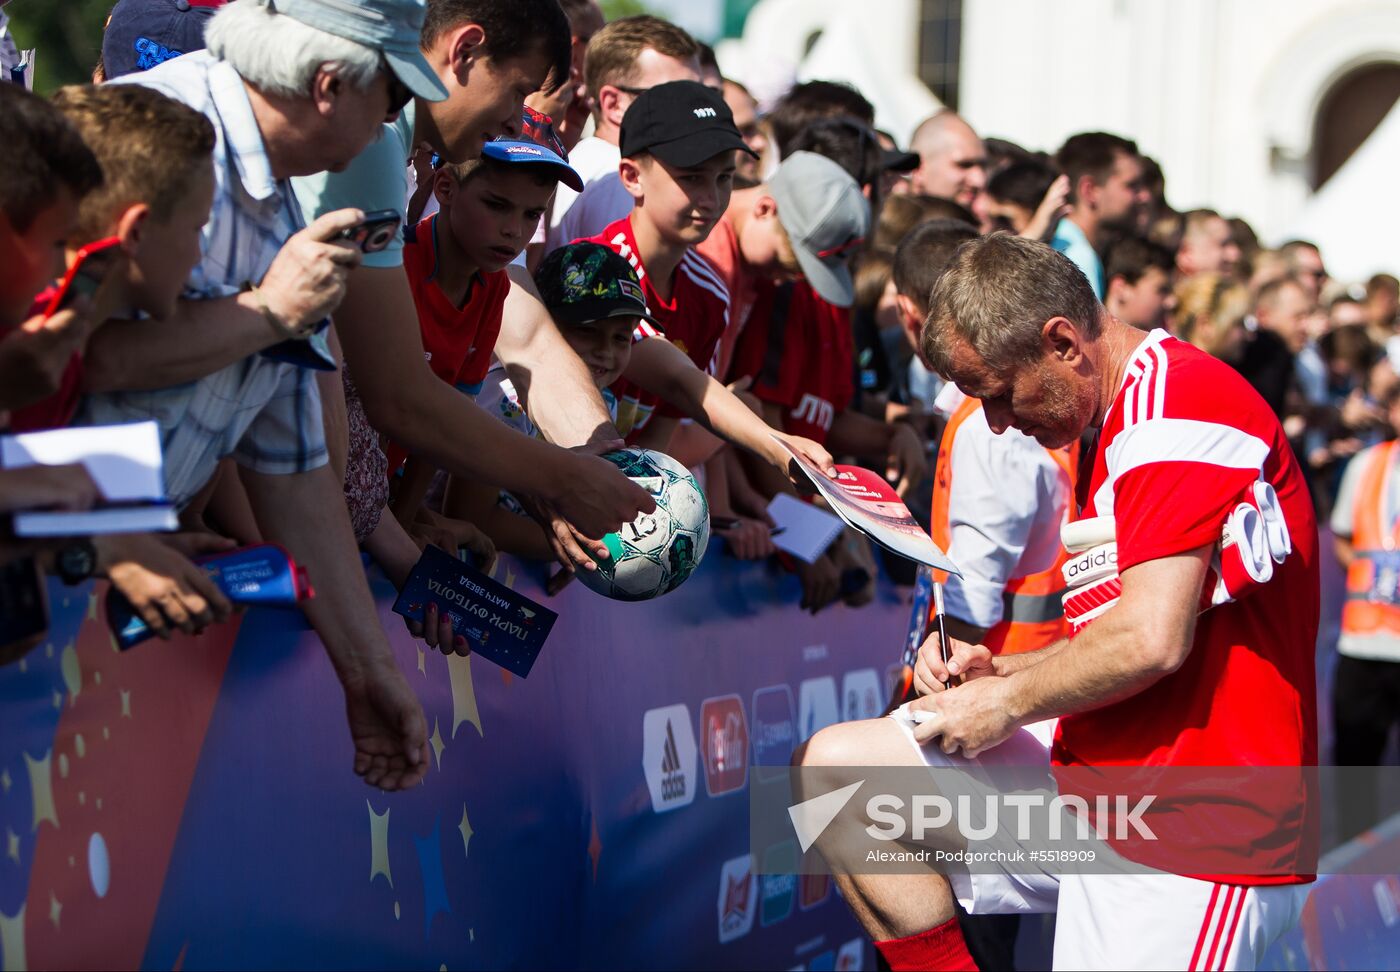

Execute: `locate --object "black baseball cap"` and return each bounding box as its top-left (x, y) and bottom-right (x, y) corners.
top-left (619, 80), bottom-right (759, 168)
top-left (882, 147), bottom-right (920, 172)
top-left (536, 243), bottom-right (659, 327)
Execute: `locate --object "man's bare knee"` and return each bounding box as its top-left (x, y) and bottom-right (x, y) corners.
top-left (797, 722), bottom-right (869, 768)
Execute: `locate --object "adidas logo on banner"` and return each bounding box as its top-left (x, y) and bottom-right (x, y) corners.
top-left (643, 704), bottom-right (697, 812)
top-left (661, 720), bottom-right (685, 800)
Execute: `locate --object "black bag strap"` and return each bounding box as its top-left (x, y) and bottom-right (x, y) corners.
top-left (759, 282), bottom-right (796, 389)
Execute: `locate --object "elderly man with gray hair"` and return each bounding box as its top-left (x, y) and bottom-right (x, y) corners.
top-left (76, 0), bottom-right (448, 791)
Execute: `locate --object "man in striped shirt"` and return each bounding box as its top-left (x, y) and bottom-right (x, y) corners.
top-left (797, 234), bottom-right (1317, 970)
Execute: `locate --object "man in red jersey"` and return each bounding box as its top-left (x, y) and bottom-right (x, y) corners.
top-left (796, 234), bottom-right (1317, 970)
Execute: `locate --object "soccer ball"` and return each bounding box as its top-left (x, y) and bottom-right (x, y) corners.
top-left (578, 448), bottom-right (710, 601)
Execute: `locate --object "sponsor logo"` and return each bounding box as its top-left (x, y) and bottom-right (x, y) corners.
top-left (701, 695), bottom-right (749, 796)
top-left (799, 870), bottom-right (832, 910)
top-left (642, 704), bottom-right (697, 812)
top-left (717, 854), bottom-right (757, 943)
top-left (797, 676), bottom-right (839, 743)
top-left (1064, 544), bottom-right (1117, 583)
top-left (841, 668), bottom-right (881, 721)
top-left (792, 393), bottom-right (836, 432)
top-left (760, 842), bottom-right (797, 926)
top-left (504, 144), bottom-right (545, 156)
top-left (751, 685), bottom-right (796, 782)
top-left (836, 938), bottom-right (864, 971)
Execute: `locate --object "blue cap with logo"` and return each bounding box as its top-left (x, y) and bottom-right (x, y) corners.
top-left (258, 0), bottom-right (447, 102)
top-left (479, 104), bottom-right (584, 192)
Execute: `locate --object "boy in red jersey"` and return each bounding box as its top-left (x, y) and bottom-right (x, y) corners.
top-left (796, 235), bottom-right (1318, 970)
top-left (388, 107), bottom-right (585, 554)
top-left (579, 79), bottom-right (751, 447)
top-left (577, 81), bottom-right (834, 487)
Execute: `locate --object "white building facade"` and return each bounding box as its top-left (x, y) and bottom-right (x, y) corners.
top-left (720, 0), bottom-right (1400, 279)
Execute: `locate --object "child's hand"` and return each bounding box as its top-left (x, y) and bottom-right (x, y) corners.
top-left (886, 423), bottom-right (929, 501)
top-left (457, 521), bottom-right (497, 575)
top-left (714, 515), bottom-right (776, 560)
top-left (794, 554), bottom-right (842, 614)
top-left (545, 566), bottom-right (575, 597)
top-left (771, 432), bottom-right (836, 489)
top-left (406, 514), bottom-right (458, 555)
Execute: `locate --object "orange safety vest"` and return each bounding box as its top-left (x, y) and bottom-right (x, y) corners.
top-left (930, 397), bottom-right (1077, 654)
top-left (1341, 439), bottom-right (1400, 638)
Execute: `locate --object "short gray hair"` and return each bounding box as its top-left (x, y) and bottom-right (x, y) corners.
top-left (204, 0), bottom-right (381, 99)
top-left (922, 233), bottom-right (1102, 377)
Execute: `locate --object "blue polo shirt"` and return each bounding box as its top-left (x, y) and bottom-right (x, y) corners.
top-left (1051, 217), bottom-right (1104, 301)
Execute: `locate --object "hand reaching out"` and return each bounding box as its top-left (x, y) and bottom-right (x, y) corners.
top-left (344, 660), bottom-right (429, 790)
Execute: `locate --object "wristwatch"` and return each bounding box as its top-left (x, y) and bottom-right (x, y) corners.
top-left (54, 538), bottom-right (97, 586)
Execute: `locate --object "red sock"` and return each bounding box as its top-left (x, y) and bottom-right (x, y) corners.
top-left (873, 917), bottom-right (980, 971)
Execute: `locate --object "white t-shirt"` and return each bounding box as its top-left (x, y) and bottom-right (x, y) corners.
top-left (545, 135), bottom-right (620, 253)
top-left (942, 406), bottom-right (1071, 629)
top-left (550, 171), bottom-right (635, 255)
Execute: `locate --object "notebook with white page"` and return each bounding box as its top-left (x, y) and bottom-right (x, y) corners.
top-left (2, 421), bottom-right (177, 536)
top-left (766, 493), bottom-right (844, 564)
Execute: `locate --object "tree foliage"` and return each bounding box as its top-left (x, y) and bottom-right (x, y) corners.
top-left (6, 0), bottom-right (112, 92)
top-left (599, 0), bottom-right (651, 21)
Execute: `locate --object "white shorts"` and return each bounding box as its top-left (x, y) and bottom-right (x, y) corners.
top-left (889, 707), bottom-right (1310, 970)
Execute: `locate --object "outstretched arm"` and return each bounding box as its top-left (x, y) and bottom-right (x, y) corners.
top-left (242, 464), bottom-right (429, 790)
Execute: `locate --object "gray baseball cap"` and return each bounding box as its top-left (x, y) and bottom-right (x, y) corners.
top-left (768, 151), bottom-right (870, 307)
top-left (261, 0), bottom-right (447, 102)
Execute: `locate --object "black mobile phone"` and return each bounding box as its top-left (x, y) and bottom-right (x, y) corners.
top-left (44, 236), bottom-right (122, 318)
top-left (336, 209), bottom-right (402, 253)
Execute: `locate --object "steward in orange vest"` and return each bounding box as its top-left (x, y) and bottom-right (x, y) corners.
top-left (1338, 438), bottom-right (1400, 648)
top-left (930, 395), bottom-right (1077, 654)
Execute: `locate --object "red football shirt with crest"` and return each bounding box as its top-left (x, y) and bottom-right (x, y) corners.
top-left (387, 214), bottom-right (510, 474)
top-left (727, 279), bottom-right (854, 445)
top-left (1055, 329), bottom-right (1318, 884)
top-left (581, 215), bottom-right (731, 437)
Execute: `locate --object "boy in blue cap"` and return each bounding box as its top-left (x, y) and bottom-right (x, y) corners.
top-left (389, 107), bottom-right (585, 540)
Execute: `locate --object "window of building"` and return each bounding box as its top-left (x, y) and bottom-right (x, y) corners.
top-left (918, 0), bottom-right (963, 110)
top-left (1312, 63), bottom-right (1400, 189)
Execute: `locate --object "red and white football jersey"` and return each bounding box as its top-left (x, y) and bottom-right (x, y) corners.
top-left (1053, 329), bottom-right (1319, 885)
top-left (581, 215), bottom-right (730, 437)
top-left (727, 279), bottom-right (855, 445)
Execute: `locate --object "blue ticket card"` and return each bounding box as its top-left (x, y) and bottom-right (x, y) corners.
top-left (391, 545), bottom-right (556, 678)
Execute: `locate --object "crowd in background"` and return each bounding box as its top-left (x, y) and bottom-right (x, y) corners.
top-left (1, 0), bottom-right (1397, 796)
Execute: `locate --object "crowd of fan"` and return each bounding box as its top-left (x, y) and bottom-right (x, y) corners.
top-left (0, 0), bottom-right (1393, 791)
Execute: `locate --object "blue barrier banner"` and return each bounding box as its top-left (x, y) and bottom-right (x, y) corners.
top-left (0, 553), bottom-right (904, 970)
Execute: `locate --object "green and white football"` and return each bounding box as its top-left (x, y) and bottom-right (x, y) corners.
top-left (579, 448), bottom-right (710, 601)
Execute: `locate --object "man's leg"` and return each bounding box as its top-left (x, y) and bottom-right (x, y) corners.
top-left (796, 717), bottom-right (964, 942)
top-left (794, 713), bottom-right (1063, 970)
